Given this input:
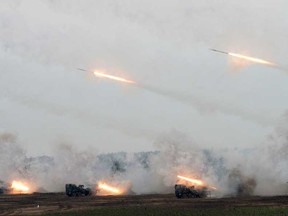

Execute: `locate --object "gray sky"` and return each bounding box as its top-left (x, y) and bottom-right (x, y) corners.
top-left (1, 0), bottom-right (288, 156)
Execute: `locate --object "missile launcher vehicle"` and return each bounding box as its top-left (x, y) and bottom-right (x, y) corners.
top-left (174, 184), bottom-right (208, 198)
top-left (0, 181), bottom-right (9, 194)
top-left (65, 184), bottom-right (92, 197)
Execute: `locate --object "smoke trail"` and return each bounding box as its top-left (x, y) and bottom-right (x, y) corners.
top-left (4, 93), bottom-right (158, 141)
top-left (78, 68), bottom-right (275, 125)
top-left (136, 83), bottom-right (275, 126)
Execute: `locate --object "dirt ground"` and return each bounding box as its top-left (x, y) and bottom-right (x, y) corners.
top-left (0, 193), bottom-right (287, 215)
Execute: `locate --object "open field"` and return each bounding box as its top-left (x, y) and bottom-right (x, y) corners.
top-left (0, 193), bottom-right (287, 216)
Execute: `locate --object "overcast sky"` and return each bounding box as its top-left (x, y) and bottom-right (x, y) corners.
top-left (1, 0), bottom-right (288, 156)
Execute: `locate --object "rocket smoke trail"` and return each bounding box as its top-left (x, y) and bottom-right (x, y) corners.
top-left (78, 68), bottom-right (275, 126)
top-left (137, 83), bottom-right (274, 126)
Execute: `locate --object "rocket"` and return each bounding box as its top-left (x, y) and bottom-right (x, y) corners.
top-left (210, 49), bottom-right (228, 55)
top-left (77, 68), bottom-right (89, 72)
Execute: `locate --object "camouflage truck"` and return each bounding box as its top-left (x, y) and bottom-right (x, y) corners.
top-left (174, 184), bottom-right (208, 198)
top-left (0, 181), bottom-right (9, 195)
top-left (65, 184), bottom-right (92, 197)
top-left (0, 187), bottom-right (5, 194)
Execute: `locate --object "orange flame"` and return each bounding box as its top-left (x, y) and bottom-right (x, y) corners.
top-left (98, 182), bottom-right (121, 195)
top-left (177, 175), bottom-right (217, 190)
top-left (11, 180), bottom-right (29, 193)
top-left (177, 175), bottom-right (204, 186)
top-left (228, 52), bottom-right (275, 66)
top-left (94, 70), bottom-right (136, 84)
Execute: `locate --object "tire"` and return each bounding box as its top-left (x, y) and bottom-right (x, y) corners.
top-left (176, 192), bottom-right (182, 198)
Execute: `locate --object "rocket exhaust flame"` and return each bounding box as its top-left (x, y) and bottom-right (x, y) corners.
top-left (11, 180), bottom-right (29, 193)
top-left (77, 68), bottom-right (136, 84)
top-left (177, 175), bottom-right (217, 190)
top-left (177, 175), bottom-right (204, 186)
top-left (94, 71), bottom-right (136, 84)
top-left (228, 52), bottom-right (275, 66)
top-left (98, 182), bottom-right (121, 194)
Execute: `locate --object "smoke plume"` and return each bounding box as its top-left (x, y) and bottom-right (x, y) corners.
top-left (0, 120), bottom-right (287, 196)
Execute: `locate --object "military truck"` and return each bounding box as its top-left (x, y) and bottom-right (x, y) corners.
top-left (0, 181), bottom-right (9, 195)
top-left (65, 184), bottom-right (92, 197)
top-left (174, 184), bottom-right (208, 198)
top-left (0, 187), bottom-right (5, 194)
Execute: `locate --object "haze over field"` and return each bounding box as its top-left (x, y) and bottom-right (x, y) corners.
top-left (0, 1), bottom-right (288, 196)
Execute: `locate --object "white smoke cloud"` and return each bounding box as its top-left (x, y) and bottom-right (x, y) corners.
top-left (1, 124), bottom-right (287, 196)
